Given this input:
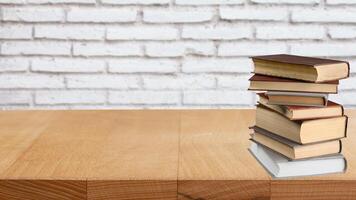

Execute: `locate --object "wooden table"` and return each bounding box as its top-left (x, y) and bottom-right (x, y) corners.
top-left (0, 109), bottom-right (355, 200)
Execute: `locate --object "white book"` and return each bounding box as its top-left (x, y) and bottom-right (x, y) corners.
top-left (249, 142), bottom-right (346, 178)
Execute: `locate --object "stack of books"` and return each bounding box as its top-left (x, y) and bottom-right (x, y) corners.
top-left (248, 54), bottom-right (350, 178)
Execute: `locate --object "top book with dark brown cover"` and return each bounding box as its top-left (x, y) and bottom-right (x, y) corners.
top-left (251, 54), bottom-right (350, 83)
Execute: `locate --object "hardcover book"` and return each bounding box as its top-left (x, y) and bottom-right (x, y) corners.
top-left (252, 54), bottom-right (349, 83)
top-left (258, 93), bottom-right (344, 120)
top-left (265, 91), bottom-right (329, 107)
top-left (249, 142), bottom-right (346, 178)
top-left (249, 74), bottom-right (338, 93)
top-left (250, 126), bottom-right (342, 160)
top-left (255, 105), bottom-right (348, 144)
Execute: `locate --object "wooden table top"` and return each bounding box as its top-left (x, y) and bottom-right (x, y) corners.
top-left (0, 109), bottom-right (355, 200)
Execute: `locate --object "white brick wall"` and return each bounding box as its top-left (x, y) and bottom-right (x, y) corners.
top-left (0, 0), bottom-right (355, 109)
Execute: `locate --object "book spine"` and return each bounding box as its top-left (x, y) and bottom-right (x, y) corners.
top-left (341, 105), bottom-right (345, 116)
top-left (323, 96), bottom-right (328, 106)
top-left (346, 62), bottom-right (350, 79)
top-left (343, 157), bottom-right (348, 173)
top-left (344, 115), bottom-right (349, 138)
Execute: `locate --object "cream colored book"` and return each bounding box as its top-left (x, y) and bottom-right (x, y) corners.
top-left (249, 74), bottom-right (338, 93)
top-left (266, 91), bottom-right (328, 107)
top-left (255, 105), bottom-right (347, 144)
top-left (251, 126), bottom-right (342, 160)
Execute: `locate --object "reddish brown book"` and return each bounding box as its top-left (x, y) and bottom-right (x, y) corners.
top-left (249, 74), bottom-right (338, 93)
top-left (258, 93), bottom-right (344, 120)
top-left (251, 54), bottom-right (349, 83)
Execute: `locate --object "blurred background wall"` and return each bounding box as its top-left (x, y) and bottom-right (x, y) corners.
top-left (0, 0), bottom-right (355, 109)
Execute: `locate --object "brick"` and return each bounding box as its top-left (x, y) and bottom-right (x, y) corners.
top-left (0, 91), bottom-right (31, 105)
top-left (290, 43), bottom-right (356, 56)
top-left (329, 92), bottom-right (356, 106)
top-left (67, 8), bottom-right (137, 23)
top-left (101, 0), bottom-right (170, 4)
top-left (1, 41), bottom-right (71, 56)
top-left (182, 58), bottom-right (252, 73)
top-left (326, 0), bottom-right (356, 4)
top-left (217, 75), bottom-right (250, 89)
top-left (2, 7), bottom-right (64, 22)
top-left (109, 91), bottom-right (180, 105)
top-left (182, 25), bottom-right (252, 40)
top-left (0, 25), bottom-right (32, 39)
top-left (218, 42), bottom-right (288, 56)
top-left (143, 75), bottom-right (215, 89)
top-left (348, 60), bottom-right (356, 73)
top-left (0, 75), bottom-right (64, 89)
top-left (292, 9), bottom-right (356, 23)
top-left (0, 58), bottom-right (29, 72)
top-left (339, 77), bottom-right (356, 90)
top-left (35, 90), bottom-right (105, 105)
top-left (28, 0), bottom-right (95, 3)
top-left (0, 0), bottom-right (25, 4)
top-left (108, 59), bottom-right (178, 73)
top-left (183, 90), bottom-right (253, 105)
top-left (145, 42), bottom-right (215, 57)
top-left (107, 26), bottom-right (178, 40)
top-left (66, 75), bottom-right (140, 89)
top-left (256, 25), bottom-right (325, 39)
top-left (143, 8), bottom-right (214, 23)
top-left (220, 7), bottom-right (288, 21)
top-left (251, 0), bottom-right (319, 4)
top-left (35, 25), bottom-right (104, 40)
top-left (175, 0), bottom-right (244, 5)
top-left (73, 43), bottom-right (142, 56)
top-left (32, 58), bottom-right (105, 73)
top-left (329, 27), bottom-right (356, 39)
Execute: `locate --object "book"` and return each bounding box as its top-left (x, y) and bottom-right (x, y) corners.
top-left (252, 54), bottom-right (349, 83)
top-left (255, 105), bottom-right (347, 144)
top-left (265, 91), bottom-right (328, 107)
top-left (248, 74), bottom-right (338, 94)
top-left (250, 126), bottom-right (342, 160)
top-left (258, 93), bottom-right (344, 120)
top-left (249, 142), bottom-right (346, 178)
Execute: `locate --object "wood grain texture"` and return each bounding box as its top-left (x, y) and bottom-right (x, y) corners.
top-left (179, 109), bottom-right (269, 180)
top-left (271, 180), bottom-right (356, 200)
top-left (88, 181), bottom-right (177, 200)
top-left (0, 110), bottom-right (180, 180)
top-left (0, 111), bottom-right (56, 174)
top-left (178, 180), bottom-right (270, 200)
top-left (0, 109), bottom-right (354, 199)
top-left (0, 180), bottom-right (86, 200)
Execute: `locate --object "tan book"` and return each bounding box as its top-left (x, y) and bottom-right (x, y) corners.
top-left (252, 54), bottom-right (349, 83)
top-left (249, 74), bottom-right (338, 93)
top-left (250, 126), bottom-right (342, 160)
top-left (265, 91), bottom-right (328, 107)
top-left (255, 105), bottom-right (348, 144)
top-left (258, 93), bottom-right (344, 120)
